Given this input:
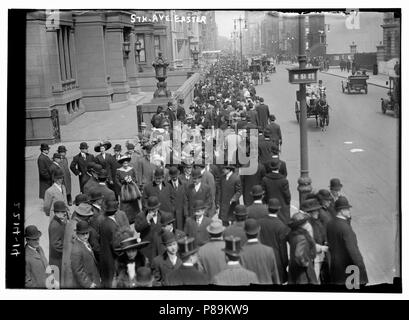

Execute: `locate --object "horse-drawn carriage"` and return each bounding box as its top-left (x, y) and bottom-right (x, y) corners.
top-left (381, 75), bottom-right (400, 117)
top-left (295, 85), bottom-right (329, 130)
top-left (341, 73), bottom-right (369, 94)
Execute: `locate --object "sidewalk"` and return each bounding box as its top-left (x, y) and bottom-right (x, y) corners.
top-left (321, 67), bottom-right (390, 89)
top-left (25, 92), bottom-right (152, 160)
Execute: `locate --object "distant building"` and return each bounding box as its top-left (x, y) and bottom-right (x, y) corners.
top-left (199, 11), bottom-right (218, 51)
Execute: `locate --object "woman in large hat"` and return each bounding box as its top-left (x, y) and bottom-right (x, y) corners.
top-left (115, 154), bottom-right (142, 224)
top-left (113, 228), bottom-right (150, 288)
top-left (287, 211), bottom-right (318, 285)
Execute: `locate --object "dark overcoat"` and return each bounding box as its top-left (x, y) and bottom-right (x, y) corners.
top-left (258, 215), bottom-right (290, 283)
top-left (25, 245), bottom-right (48, 288)
top-left (38, 153), bottom-right (53, 199)
top-left (326, 217), bottom-right (368, 285)
top-left (218, 173), bottom-right (242, 223)
top-left (168, 178), bottom-right (187, 230)
top-left (184, 216), bottom-right (212, 247)
top-left (185, 183), bottom-right (212, 218)
top-left (48, 215), bottom-right (66, 272)
top-left (143, 181), bottom-right (174, 213)
top-left (70, 153), bottom-right (95, 192)
top-left (99, 217), bottom-right (120, 288)
top-left (151, 252), bottom-right (182, 285)
top-left (241, 162), bottom-right (266, 206)
top-left (247, 202), bottom-right (269, 220)
top-left (261, 172), bottom-right (291, 224)
top-left (134, 210), bottom-right (163, 262)
top-left (256, 103), bottom-right (270, 130)
top-left (164, 264), bottom-right (209, 286)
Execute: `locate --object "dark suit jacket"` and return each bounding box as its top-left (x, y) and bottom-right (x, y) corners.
top-left (143, 182), bottom-right (173, 213)
top-left (48, 216), bottom-right (66, 272)
top-left (261, 172), bottom-right (291, 224)
top-left (247, 202), bottom-right (269, 220)
top-left (152, 229), bottom-right (186, 258)
top-left (38, 153), bottom-right (53, 199)
top-left (224, 222), bottom-right (247, 246)
top-left (240, 240), bottom-right (281, 284)
top-left (326, 217), bottom-right (368, 285)
top-left (265, 121), bottom-right (282, 144)
top-left (185, 183), bottom-right (212, 218)
top-left (184, 216), bottom-right (212, 247)
top-left (71, 238), bottom-right (101, 288)
top-left (99, 217), bottom-right (120, 288)
top-left (168, 179), bottom-right (187, 230)
top-left (164, 264), bottom-right (209, 286)
top-left (70, 153), bottom-right (95, 191)
top-left (258, 214), bottom-right (290, 283)
top-left (241, 162), bottom-right (266, 206)
top-left (49, 162), bottom-right (63, 183)
top-left (258, 136), bottom-right (275, 165)
top-left (219, 173), bottom-right (242, 223)
top-left (152, 252), bottom-right (182, 285)
top-left (256, 104), bottom-right (270, 130)
top-left (248, 109), bottom-right (259, 126)
top-left (134, 210), bottom-right (163, 262)
top-left (95, 153), bottom-right (116, 183)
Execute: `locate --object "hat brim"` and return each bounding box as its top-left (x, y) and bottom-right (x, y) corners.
top-left (206, 226), bottom-right (226, 234)
top-left (250, 191), bottom-right (264, 197)
top-left (288, 217), bottom-right (309, 229)
top-left (118, 157), bottom-right (132, 164)
top-left (94, 142), bottom-right (112, 153)
top-left (76, 227), bottom-right (91, 234)
top-left (146, 203), bottom-right (161, 210)
top-left (115, 241), bottom-right (150, 252)
top-left (161, 218), bottom-right (175, 226)
top-left (245, 226), bottom-right (261, 236)
top-left (193, 206), bottom-right (207, 212)
top-left (336, 205), bottom-right (352, 210)
top-left (74, 207), bottom-right (94, 216)
top-left (25, 230), bottom-right (42, 240)
top-left (222, 249), bottom-right (241, 257)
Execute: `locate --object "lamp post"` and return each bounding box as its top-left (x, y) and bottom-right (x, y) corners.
top-left (234, 16), bottom-right (247, 73)
top-left (191, 47), bottom-right (200, 70)
top-left (152, 51), bottom-right (171, 98)
top-left (287, 14), bottom-right (319, 205)
top-left (135, 40), bottom-right (144, 73)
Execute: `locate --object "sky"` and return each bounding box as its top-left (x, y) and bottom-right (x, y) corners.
top-left (215, 10), bottom-right (246, 38)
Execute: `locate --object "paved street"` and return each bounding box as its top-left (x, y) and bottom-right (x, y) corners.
top-left (258, 64), bottom-right (399, 284)
top-left (24, 65), bottom-right (398, 286)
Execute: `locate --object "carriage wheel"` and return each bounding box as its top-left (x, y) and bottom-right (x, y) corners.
top-left (381, 101), bottom-right (386, 114)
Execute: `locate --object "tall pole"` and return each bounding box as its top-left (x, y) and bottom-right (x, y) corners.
top-left (297, 14), bottom-right (312, 205)
top-left (239, 17), bottom-right (243, 72)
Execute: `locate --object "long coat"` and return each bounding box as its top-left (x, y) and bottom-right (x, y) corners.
top-left (43, 184), bottom-right (68, 218)
top-left (60, 157), bottom-right (72, 196)
top-left (95, 153), bottom-right (116, 184)
top-left (152, 229), bottom-right (186, 259)
top-left (185, 183), bottom-right (212, 218)
top-left (213, 264), bottom-right (259, 286)
top-left (265, 122), bottom-right (282, 146)
top-left (90, 183), bottom-right (116, 202)
top-left (326, 217), bottom-right (368, 285)
top-left (143, 181), bottom-right (173, 213)
top-left (197, 239), bottom-right (227, 280)
top-left (25, 245), bottom-right (48, 288)
top-left (99, 216), bottom-right (121, 288)
top-left (48, 215), bottom-right (66, 272)
top-left (240, 240), bottom-right (281, 284)
top-left (218, 173), bottom-right (242, 223)
top-left (247, 202), bottom-right (269, 220)
top-left (201, 169), bottom-right (217, 217)
top-left (184, 216), bottom-right (212, 247)
top-left (287, 228), bottom-right (318, 285)
top-left (151, 252), bottom-right (182, 285)
top-left (48, 162), bottom-right (63, 183)
top-left (70, 238), bottom-right (101, 288)
top-left (164, 264), bottom-right (209, 286)
top-left (168, 178), bottom-right (187, 230)
top-left (38, 153), bottom-right (53, 199)
top-left (256, 103), bottom-right (270, 130)
top-left (258, 214), bottom-right (290, 283)
top-left (61, 217), bottom-right (79, 288)
top-left (258, 136), bottom-right (275, 165)
top-left (134, 210), bottom-right (163, 262)
top-left (261, 172), bottom-right (291, 224)
top-left (241, 162), bottom-right (266, 206)
top-left (70, 153), bottom-right (95, 193)
top-left (83, 176), bottom-right (99, 197)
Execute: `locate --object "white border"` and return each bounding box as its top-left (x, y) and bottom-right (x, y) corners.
top-left (0, 0), bottom-right (407, 300)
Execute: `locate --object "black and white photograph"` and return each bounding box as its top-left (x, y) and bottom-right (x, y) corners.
top-left (3, 2), bottom-right (404, 299)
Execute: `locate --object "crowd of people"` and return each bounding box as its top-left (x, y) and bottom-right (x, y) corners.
top-left (26, 54), bottom-right (367, 288)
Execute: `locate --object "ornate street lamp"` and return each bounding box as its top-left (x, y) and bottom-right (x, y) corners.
top-left (152, 51), bottom-right (171, 98)
top-left (191, 47), bottom-right (200, 70)
top-left (123, 41), bottom-right (131, 59)
top-left (134, 40), bottom-right (144, 73)
top-left (287, 14), bottom-right (319, 205)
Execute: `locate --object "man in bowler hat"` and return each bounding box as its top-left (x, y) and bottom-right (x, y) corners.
top-left (70, 142), bottom-right (95, 193)
top-left (164, 237), bottom-right (209, 286)
top-left (25, 225), bottom-right (49, 288)
top-left (38, 143), bottom-right (53, 199)
top-left (58, 145), bottom-right (72, 206)
top-left (48, 201), bottom-right (67, 275)
top-left (326, 196), bottom-right (368, 285)
top-left (184, 200), bottom-right (212, 247)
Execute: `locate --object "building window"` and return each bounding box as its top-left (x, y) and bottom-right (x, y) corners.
top-left (320, 34), bottom-right (326, 44)
top-left (154, 35), bottom-right (161, 58)
top-left (386, 33), bottom-right (392, 58)
top-left (136, 34), bottom-right (146, 62)
top-left (57, 26), bottom-right (74, 82)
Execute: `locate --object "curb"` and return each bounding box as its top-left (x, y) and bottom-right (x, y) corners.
top-left (321, 71), bottom-right (388, 89)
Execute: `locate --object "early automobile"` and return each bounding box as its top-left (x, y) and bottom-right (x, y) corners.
top-left (342, 72), bottom-right (369, 94)
top-left (381, 76), bottom-right (400, 117)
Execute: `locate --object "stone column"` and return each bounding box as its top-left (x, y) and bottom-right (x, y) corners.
top-left (126, 32), bottom-right (141, 94)
top-left (74, 13), bottom-right (114, 111)
top-left (105, 25), bottom-right (130, 103)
